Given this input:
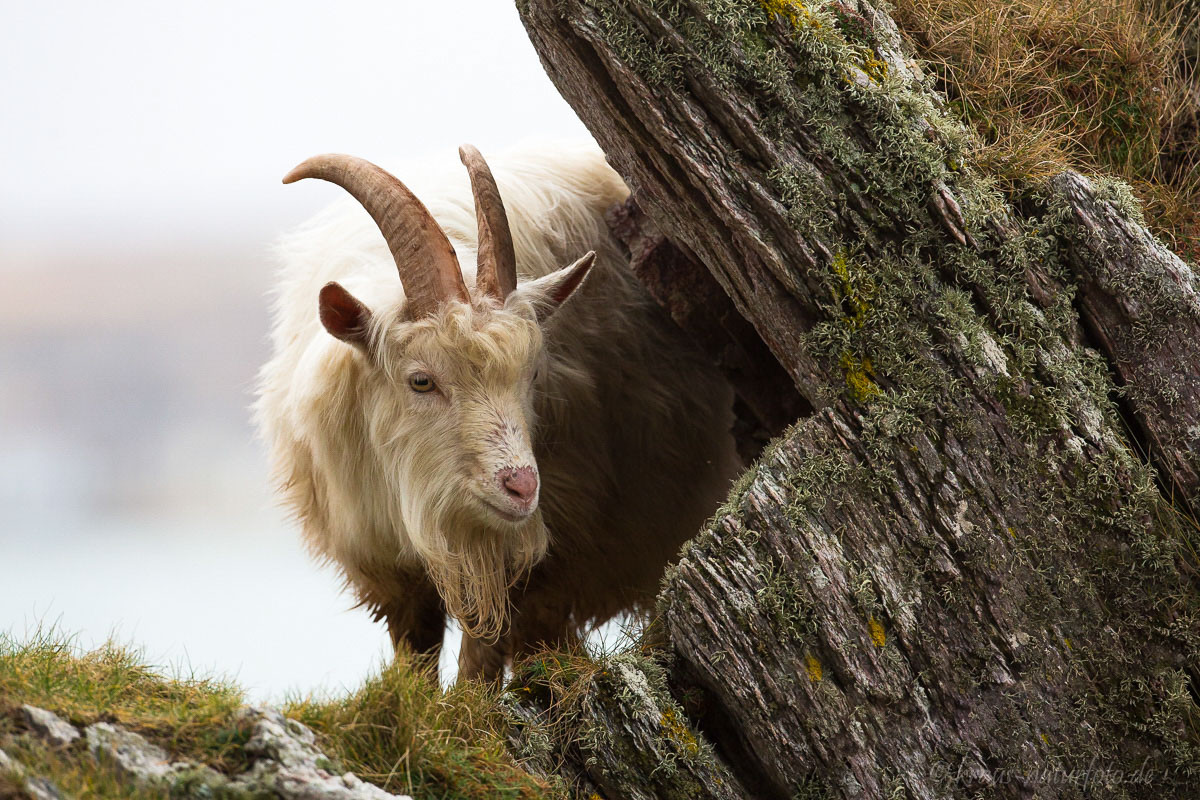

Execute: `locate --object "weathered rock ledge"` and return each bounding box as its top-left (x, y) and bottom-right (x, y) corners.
top-left (1, 705), bottom-right (413, 800)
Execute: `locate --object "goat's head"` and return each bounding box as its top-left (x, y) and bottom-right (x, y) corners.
top-left (283, 146), bottom-right (594, 639)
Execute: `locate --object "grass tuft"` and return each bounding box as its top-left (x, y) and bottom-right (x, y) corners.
top-left (285, 647), bottom-right (552, 800)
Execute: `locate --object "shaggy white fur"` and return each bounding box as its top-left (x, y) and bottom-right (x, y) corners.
top-left (256, 142), bottom-right (740, 679)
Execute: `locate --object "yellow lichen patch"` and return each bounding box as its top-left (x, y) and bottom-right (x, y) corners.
top-left (1063, 637), bottom-right (1073, 650)
top-left (830, 250), bottom-right (871, 328)
top-left (841, 352), bottom-right (881, 402)
top-left (760, 0), bottom-right (821, 29)
top-left (867, 617), bottom-right (887, 647)
top-left (659, 708), bottom-right (701, 756)
top-left (859, 50), bottom-right (888, 83)
top-left (805, 654), bottom-right (823, 682)
top-left (842, 50), bottom-right (890, 87)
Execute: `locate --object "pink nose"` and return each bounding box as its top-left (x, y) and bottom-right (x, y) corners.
top-left (498, 466), bottom-right (538, 506)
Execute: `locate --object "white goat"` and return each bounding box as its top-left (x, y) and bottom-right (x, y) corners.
top-left (256, 142), bottom-right (740, 679)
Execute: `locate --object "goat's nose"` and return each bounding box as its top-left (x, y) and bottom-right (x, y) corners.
top-left (498, 466), bottom-right (538, 505)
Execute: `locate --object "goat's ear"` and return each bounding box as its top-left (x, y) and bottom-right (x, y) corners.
top-left (319, 281), bottom-right (372, 350)
top-left (509, 251), bottom-right (596, 323)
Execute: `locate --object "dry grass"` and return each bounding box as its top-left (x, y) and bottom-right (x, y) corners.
top-left (890, 0), bottom-right (1200, 261)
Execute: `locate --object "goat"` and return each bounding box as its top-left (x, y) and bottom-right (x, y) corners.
top-left (256, 142), bottom-right (741, 680)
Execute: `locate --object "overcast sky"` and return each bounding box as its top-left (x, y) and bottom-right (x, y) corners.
top-left (0, 0), bottom-right (592, 247)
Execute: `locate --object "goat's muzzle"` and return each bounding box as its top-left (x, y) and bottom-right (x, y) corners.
top-left (490, 466), bottom-right (539, 521)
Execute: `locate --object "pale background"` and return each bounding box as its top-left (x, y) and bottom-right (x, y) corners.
top-left (0, 0), bottom-right (592, 700)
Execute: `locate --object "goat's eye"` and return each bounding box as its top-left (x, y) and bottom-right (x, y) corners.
top-left (409, 372), bottom-right (435, 393)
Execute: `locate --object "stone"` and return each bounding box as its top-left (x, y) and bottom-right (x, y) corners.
top-left (23, 776), bottom-right (65, 800)
top-left (21, 706), bottom-right (81, 748)
top-left (242, 707), bottom-right (320, 768)
top-left (78, 711), bottom-right (413, 800)
top-left (85, 722), bottom-right (179, 781)
top-left (239, 708), bottom-right (409, 800)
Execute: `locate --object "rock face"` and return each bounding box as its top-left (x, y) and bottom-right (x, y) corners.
top-left (20, 707), bottom-right (79, 749)
top-left (238, 708), bottom-right (406, 800)
top-left (85, 709), bottom-right (412, 800)
top-left (86, 722), bottom-right (180, 782)
top-left (508, 652), bottom-right (751, 800)
top-left (6, 704), bottom-right (412, 800)
top-left (511, 0), bottom-right (1200, 797)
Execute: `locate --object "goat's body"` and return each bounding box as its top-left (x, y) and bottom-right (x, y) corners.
top-left (258, 142), bottom-right (740, 677)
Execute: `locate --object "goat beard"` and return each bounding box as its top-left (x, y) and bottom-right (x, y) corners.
top-left (414, 508), bottom-right (548, 642)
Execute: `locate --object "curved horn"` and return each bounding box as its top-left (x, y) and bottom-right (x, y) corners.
top-left (459, 144), bottom-right (517, 301)
top-left (284, 154), bottom-right (469, 318)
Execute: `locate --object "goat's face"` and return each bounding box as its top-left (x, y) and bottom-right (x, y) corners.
top-left (350, 270), bottom-right (591, 640)
top-left (365, 300), bottom-right (554, 638)
top-left (380, 301), bottom-right (545, 533)
top-left (285, 147), bottom-right (594, 638)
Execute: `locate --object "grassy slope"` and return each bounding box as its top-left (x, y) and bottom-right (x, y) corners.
top-left (890, 0), bottom-right (1200, 261)
top-left (0, 631), bottom-right (553, 799)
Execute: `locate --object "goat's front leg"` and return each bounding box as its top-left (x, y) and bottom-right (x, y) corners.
top-left (457, 634), bottom-right (510, 683)
top-left (371, 575), bottom-right (445, 662)
top-left (456, 594), bottom-right (579, 684)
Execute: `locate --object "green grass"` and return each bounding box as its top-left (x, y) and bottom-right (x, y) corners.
top-left (285, 651), bottom-right (552, 800)
top-left (0, 630), bottom-right (555, 800)
top-left (0, 628), bottom-right (248, 770)
top-left (0, 629), bottom-right (240, 798)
